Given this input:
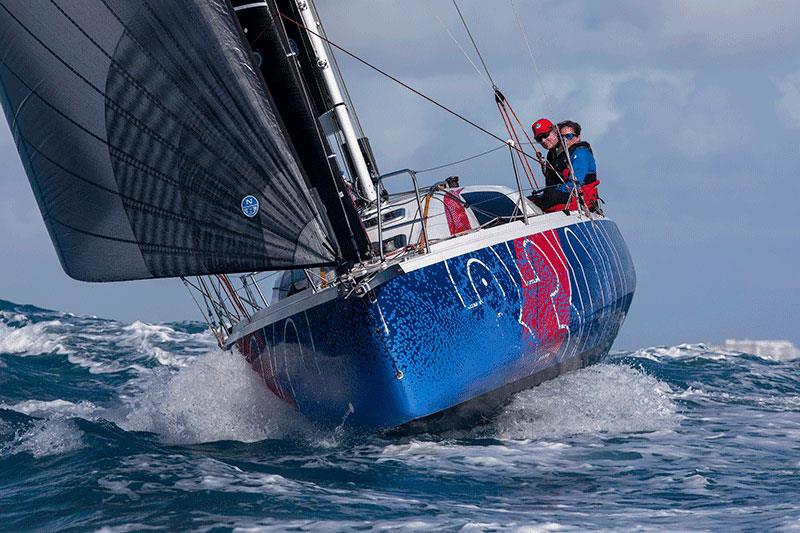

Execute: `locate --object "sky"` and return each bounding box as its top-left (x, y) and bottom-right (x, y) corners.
top-left (0, 0), bottom-right (798, 349)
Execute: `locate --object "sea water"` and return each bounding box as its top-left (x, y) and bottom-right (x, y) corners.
top-left (0, 298), bottom-right (798, 531)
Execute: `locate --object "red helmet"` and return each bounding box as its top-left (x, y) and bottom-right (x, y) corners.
top-left (532, 118), bottom-right (553, 139)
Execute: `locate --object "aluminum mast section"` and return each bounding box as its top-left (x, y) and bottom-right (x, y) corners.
top-left (295, 0), bottom-right (377, 203)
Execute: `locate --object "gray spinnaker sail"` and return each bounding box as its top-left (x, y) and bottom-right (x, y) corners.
top-left (0, 0), bottom-right (340, 282)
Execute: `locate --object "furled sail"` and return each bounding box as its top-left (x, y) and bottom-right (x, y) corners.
top-left (0, 0), bottom-right (340, 282)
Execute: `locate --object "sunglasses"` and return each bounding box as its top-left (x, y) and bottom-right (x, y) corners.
top-left (535, 132), bottom-right (552, 143)
top-left (562, 133), bottom-right (578, 140)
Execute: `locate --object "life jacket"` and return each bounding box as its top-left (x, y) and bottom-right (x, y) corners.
top-left (543, 180), bottom-right (601, 213)
top-left (543, 145), bottom-right (565, 187)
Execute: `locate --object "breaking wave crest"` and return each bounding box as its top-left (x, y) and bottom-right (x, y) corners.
top-left (0, 320), bottom-right (70, 356)
top-left (1, 418), bottom-right (84, 459)
top-left (0, 401), bottom-right (89, 460)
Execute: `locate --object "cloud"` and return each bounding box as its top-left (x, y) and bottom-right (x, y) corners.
top-left (319, 0), bottom-right (800, 77)
top-left (572, 69), bottom-right (692, 139)
top-left (774, 72), bottom-right (800, 129)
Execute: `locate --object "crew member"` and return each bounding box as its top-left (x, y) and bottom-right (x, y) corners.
top-left (531, 118), bottom-right (598, 212)
top-left (531, 118), bottom-right (562, 186)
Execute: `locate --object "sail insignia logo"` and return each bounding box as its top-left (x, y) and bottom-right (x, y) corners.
top-left (241, 195), bottom-right (260, 217)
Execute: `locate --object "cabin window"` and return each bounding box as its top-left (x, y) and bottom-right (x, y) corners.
top-left (461, 192), bottom-right (519, 227)
top-left (364, 208), bottom-right (406, 229)
top-left (384, 234), bottom-right (407, 252)
top-left (372, 234), bottom-right (408, 255)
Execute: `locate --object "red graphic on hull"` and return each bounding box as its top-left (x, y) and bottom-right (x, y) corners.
top-left (238, 333), bottom-right (295, 406)
top-left (514, 229), bottom-right (572, 356)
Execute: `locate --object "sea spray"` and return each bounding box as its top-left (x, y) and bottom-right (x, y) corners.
top-left (116, 349), bottom-right (306, 444)
top-left (493, 364), bottom-right (680, 439)
top-left (1, 418), bottom-right (85, 458)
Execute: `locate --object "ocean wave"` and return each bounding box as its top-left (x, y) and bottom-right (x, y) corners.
top-left (0, 399), bottom-right (99, 418)
top-left (0, 399), bottom-right (96, 459)
top-left (71, 319), bottom-right (214, 370)
top-left (0, 308), bottom-right (213, 374)
top-left (98, 455), bottom-right (303, 497)
top-left (117, 321), bottom-right (214, 366)
top-left (65, 352), bottom-right (147, 375)
top-left (627, 342), bottom-right (800, 362)
top-left (626, 343), bottom-right (730, 361)
top-left (0, 418), bottom-right (84, 458)
top-left (0, 310), bottom-right (28, 325)
top-left (0, 320), bottom-right (70, 355)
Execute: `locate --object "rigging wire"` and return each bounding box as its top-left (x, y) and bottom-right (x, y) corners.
top-left (313, 3), bottom-right (367, 138)
top-left (496, 101), bottom-right (537, 189)
top-left (451, 0), bottom-right (497, 89)
top-left (444, 1), bottom-right (544, 188)
top-left (509, 0), bottom-right (554, 115)
top-left (507, 1), bottom-right (589, 218)
top-left (415, 144), bottom-right (505, 174)
top-left (277, 11), bottom-right (540, 165)
top-left (428, 6), bottom-right (493, 90)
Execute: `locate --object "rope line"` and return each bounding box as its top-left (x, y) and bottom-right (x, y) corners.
top-left (450, 0), bottom-right (497, 88)
top-left (496, 101), bottom-right (537, 189)
top-left (276, 11), bottom-right (540, 165)
top-left (415, 144), bottom-right (505, 174)
top-left (429, 6), bottom-right (493, 89)
top-left (503, 96), bottom-right (557, 178)
top-left (509, 0), bottom-right (553, 115)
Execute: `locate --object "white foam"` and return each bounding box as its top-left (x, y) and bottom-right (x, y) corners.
top-left (116, 321), bottom-right (215, 367)
top-left (1, 399), bottom-right (99, 418)
top-left (0, 320), bottom-right (70, 355)
top-left (117, 349), bottom-right (305, 444)
top-left (629, 343), bottom-right (734, 361)
top-left (1, 418), bottom-right (84, 458)
top-left (59, 318), bottom-right (214, 373)
top-left (493, 364), bottom-right (680, 440)
top-left (377, 438), bottom-right (569, 476)
top-left (65, 352), bottom-right (146, 375)
top-left (99, 454), bottom-right (307, 499)
top-left (716, 339), bottom-right (800, 361)
top-left (0, 310), bottom-right (28, 324)
top-left (172, 459), bottom-right (299, 495)
top-left (94, 524), bottom-right (161, 533)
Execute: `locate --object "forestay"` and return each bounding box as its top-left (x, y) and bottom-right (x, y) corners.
top-left (0, 0), bottom-right (338, 281)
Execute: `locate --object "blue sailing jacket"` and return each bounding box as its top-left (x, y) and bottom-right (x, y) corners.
top-left (557, 143), bottom-right (597, 193)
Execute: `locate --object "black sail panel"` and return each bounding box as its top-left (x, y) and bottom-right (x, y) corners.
top-left (0, 0), bottom-right (338, 282)
top-left (232, 0), bottom-right (372, 263)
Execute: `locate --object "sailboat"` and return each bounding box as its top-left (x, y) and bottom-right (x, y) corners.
top-left (0, 0), bottom-right (635, 431)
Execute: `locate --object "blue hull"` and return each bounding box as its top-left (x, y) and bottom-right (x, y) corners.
top-left (235, 218), bottom-right (636, 430)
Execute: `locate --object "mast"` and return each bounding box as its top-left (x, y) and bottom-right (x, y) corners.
top-left (294, 0), bottom-right (377, 203)
top-left (232, 0), bottom-right (373, 264)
